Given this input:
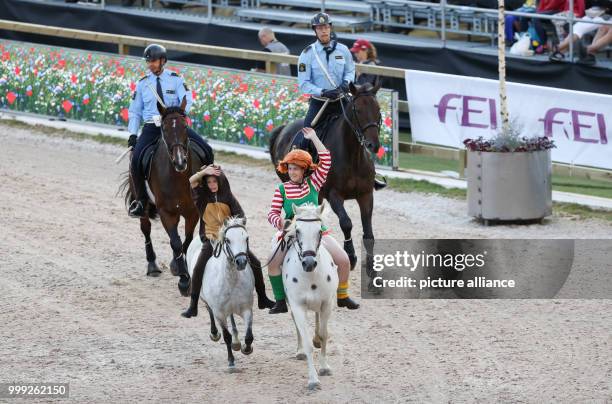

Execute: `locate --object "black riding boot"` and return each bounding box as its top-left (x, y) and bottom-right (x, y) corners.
top-left (247, 251), bottom-right (275, 310)
top-left (181, 241), bottom-right (213, 318)
top-left (268, 299), bottom-right (288, 314)
top-left (129, 170), bottom-right (147, 218)
top-left (337, 297), bottom-right (360, 310)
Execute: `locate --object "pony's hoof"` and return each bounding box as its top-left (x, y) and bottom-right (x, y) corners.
top-left (313, 337), bottom-right (321, 349)
top-left (307, 381), bottom-right (321, 391)
top-left (227, 363), bottom-right (236, 372)
top-left (231, 342), bottom-right (241, 351)
top-left (178, 278), bottom-right (190, 297)
top-left (169, 259), bottom-right (179, 276)
top-left (296, 352), bottom-right (307, 360)
top-left (318, 367), bottom-right (332, 376)
top-left (146, 262), bottom-right (161, 277)
top-left (241, 344), bottom-right (253, 355)
top-left (210, 332), bottom-right (221, 342)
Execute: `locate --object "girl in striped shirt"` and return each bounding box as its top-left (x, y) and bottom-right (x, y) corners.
top-left (266, 127), bottom-right (360, 314)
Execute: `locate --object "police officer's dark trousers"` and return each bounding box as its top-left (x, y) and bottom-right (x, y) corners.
top-left (295, 98), bottom-right (342, 150)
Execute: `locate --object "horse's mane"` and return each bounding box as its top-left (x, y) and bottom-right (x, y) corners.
top-left (217, 216), bottom-right (245, 241)
top-left (294, 203), bottom-right (320, 220)
top-left (163, 106), bottom-right (185, 117)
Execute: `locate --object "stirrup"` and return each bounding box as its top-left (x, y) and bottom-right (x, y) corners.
top-left (128, 200), bottom-right (145, 218)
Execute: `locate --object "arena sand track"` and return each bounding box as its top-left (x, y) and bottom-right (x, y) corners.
top-left (0, 123), bottom-right (610, 403)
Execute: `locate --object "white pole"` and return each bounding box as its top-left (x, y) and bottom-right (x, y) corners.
top-left (498, 0), bottom-right (509, 134)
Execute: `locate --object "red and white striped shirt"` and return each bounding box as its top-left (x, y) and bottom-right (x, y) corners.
top-left (268, 150), bottom-right (331, 229)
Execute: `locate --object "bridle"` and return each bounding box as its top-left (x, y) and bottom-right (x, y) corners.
top-left (292, 217), bottom-right (323, 260)
top-left (160, 113), bottom-right (190, 163)
top-left (213, 224), bottom-right (249, 264)
top-left (339, 91), bottom-right (382, 148)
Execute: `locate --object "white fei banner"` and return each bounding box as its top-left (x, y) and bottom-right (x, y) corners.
top-left (405, 70), bottom-right (612, 170)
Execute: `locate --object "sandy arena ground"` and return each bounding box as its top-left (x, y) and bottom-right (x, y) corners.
top-left (0, 123), bottom-right (610, 403)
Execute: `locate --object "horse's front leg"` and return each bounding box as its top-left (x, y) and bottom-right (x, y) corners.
top-left (182, 209), bottom-right (198, 255)
top-left (230, 314), bottom-right (241, 351)
top-left (357, 192), bottom-right (375, 278)
top-left (291, 306), bottom-right (320, 390)
top-left (291, 310), bottom-right (306, 360)
top-left (218, 316), bottom-right (236, 370)
top-left (327, 190), bottom-right (356, 270)
top-left (140, 216), bottom-right (161, 277)
top-left (207, 306), bottom-right (221, 341)
top-left (159, 210), bottom-right (190, 296)
top-left (241, 309), bottom-right (254, 355)
top-left (317, 300), bottom-right (333, 376)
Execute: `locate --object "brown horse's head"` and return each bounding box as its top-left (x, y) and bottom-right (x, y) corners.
top-left (158, 98), bottom-right (189, 172)
top-left (348, 79), bottom-right (382, 154)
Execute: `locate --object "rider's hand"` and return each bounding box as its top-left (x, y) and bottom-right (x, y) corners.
top-left (302, 127), bottom-right (317, 140)
top-left (128, 134), bottom-right (137, 148)
top-left (200, 164), bottom-right (221, 177)
top-left (282, 219), bottom-right (292, 231)
top-left (321, 88), bottom-right (341, 99)
top-left (339, 81), bottom-right (350, 94)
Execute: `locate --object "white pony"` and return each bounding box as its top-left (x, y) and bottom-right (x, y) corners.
top-left (186, 217), bottom-right (255, 370)
top-left (283, 203), bottom-right (339, 390)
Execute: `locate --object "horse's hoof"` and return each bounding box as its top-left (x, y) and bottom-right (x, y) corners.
top-left (241, 344), bottom-right (253, 355)
top-left (146, 262), bottom-right (161, 277)
top-left (296, 352), bottom-right (307, 360)
top-left (169, 259), bottom-right (179, 276)
top-left (227, 363), bottom-right (236, 372)
top-left (232, 342), bottom-right (241, 351)
top-left (210, 331), bottom-right (221, 342)
top-left (318, 367), bottom-right (332, 376)
top-left (178, 278), bottom-right (190, 297)
top-left (307, 381), bottom-right (321, 391)
top-left (313, 338), bottom-right (321, 349)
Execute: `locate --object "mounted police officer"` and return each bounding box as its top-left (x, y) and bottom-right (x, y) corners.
top-left (296, 12), bottom-right (355, 152)
top-left (297, 13), bottom-right (387, 190)
top-left (127, 44), bottom-right (213, 218)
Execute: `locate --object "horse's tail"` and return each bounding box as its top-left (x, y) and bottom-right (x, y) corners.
top-left (268, 124), bottom-right (285, 166)
top-left (117, 171), bottom-right (158, 220)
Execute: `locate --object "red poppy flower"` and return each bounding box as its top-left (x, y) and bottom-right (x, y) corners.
top-left (6, 91), bottom-right (17, 105)
top-left (62, 100), bottom-right (73, 113)
top-left (130, 82), bottom-right (136, 92)
top-left (244, 126), bottom-right (255, 140)
top-left (253, 99), bottom-right (260, 109)
top-left (376, 147), bottom-right (385, 159)
top-left (384, 116), bottom-right (392, 128)
top-left (14, 66), bottom-right (20, 75)
top-left (120, 108), bottom-right (129, 122)
top-left (71, 74), bottom-right (77, 84)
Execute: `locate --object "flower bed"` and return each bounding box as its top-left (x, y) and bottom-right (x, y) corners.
top-left (0, 40), bottom-right (395, 166)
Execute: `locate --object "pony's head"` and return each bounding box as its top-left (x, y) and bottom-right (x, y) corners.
top-left (291, 203), bottom-right (326, 273)
top-left (158, 98), bottom-right (189, 173)
top-left (216, 216), bottom-right (249, 270)
top-left (347, 79), bottom-right (382, 153)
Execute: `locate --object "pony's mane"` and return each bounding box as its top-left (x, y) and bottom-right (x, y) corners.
top-left (217, 216), bottom-right (245, 241)
top-left (292, 203), bottom-right (321, 224)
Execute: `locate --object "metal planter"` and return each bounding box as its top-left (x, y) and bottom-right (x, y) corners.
top-left (467, 150), bottom-right (552, 222)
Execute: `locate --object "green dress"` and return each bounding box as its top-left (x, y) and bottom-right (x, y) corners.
top-left (279, 178), bottom-right (328, 231)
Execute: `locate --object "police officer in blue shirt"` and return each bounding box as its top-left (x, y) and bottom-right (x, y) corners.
top-left (127, 44), bottom-right (213, 217)
top-left (296, 12), bottom-right (355, 151)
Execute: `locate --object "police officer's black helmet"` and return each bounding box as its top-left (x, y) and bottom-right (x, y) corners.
top-left (143, 44), bottom-right (167, 62)
top-left (311, 12), bottom-right (332, 28)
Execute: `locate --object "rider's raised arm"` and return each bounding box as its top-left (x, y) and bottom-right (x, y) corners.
top-left (175, 76), bottom-right (193, 114)
top-left (298, 50), bottom-right (323, 96)
top-left (267, 187), bottom-right (284, 230)
top-left (310, 149), bottom-right (331, 192)
top-left (128, 81), bottom-right (144, 135)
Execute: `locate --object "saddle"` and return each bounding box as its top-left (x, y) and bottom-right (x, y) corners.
top-left (140, 139), bottom-right (212, 179)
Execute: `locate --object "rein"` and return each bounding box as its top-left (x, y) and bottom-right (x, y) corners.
top-left (338, 92), bottom-right (381, 149)
top-left (259, 217), bottom-right (322, 268)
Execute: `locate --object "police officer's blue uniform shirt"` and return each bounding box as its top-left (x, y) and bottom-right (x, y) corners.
top-left (128, 69), bottom-right (193, 135)
top-left (297, 40), bottom-right (355, 96)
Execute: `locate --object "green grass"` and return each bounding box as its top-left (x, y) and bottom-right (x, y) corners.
top-left (399, 152), bottom-right (460, 173)
top-left (3, 118), bottom-right (610, 222)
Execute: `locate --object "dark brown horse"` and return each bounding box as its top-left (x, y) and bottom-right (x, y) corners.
top-left (122, 99), bottom-right (207, 295)
top-left (269, 81), bottom-right (382, 274)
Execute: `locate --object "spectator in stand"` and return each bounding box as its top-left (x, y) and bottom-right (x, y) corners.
top-left (253, 27), bottom-right (291, 76)
top-left (549, 5), bottom-right (611, 63)
top-left (535, 0), bottom-right (586, 45)
top-left (349, 39), bottom-right (382, 87)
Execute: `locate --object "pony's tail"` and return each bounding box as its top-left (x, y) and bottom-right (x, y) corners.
top-left (117, 171), bottom-right (157, 220)
top-left (269, 124), bottom-right (285, 166)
